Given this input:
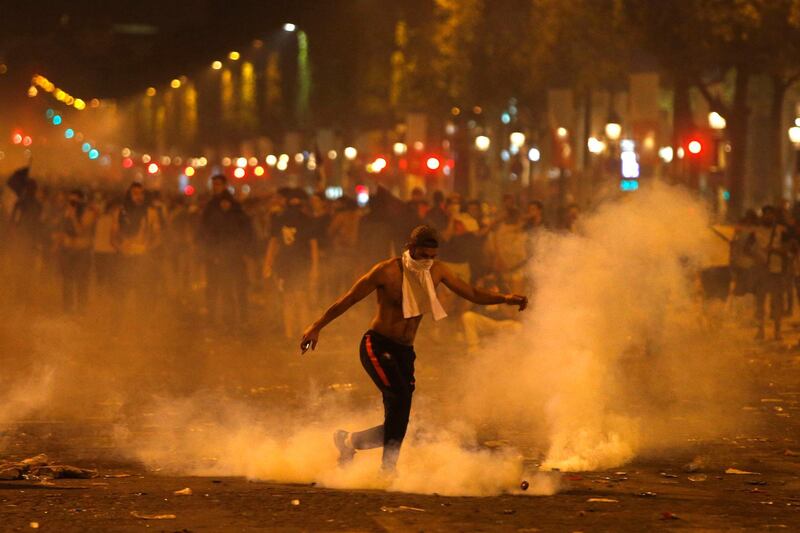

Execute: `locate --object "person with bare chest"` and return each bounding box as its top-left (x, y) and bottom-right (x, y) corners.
top-left (300, 225), bottom-right (528, 472)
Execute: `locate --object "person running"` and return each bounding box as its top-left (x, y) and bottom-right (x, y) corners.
top-left (300, 225), bottom-right (528, 473)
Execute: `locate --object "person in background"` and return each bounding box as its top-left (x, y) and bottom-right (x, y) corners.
top-left (424, 190), bottom-right (448, 233)
top-left (93, 197), bottom-right (120, 303)
top-left (523, 200), bottom-right (545, 233)
top-left (200, 190), bottom-right (253, 325)
top-left (327, 195), bottom-right (360, 295)
top-left (407, 187), bottom-right (428, 223)
top-left (111, 182), bottom-right (162, 312)
top-left (748, 205), bottom-right (787, 340)
top-left (9, 179), bottom-right (44, 305)
top-left (490, 207), bottom-right (529, 295)
top-left (264, 189), bottom-right (319, 340)
top-left (461, 273), bottom-right (524, 355)
top-left (54, 189), bottom-right (97, 314)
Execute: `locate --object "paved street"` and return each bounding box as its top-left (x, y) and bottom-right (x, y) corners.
top-left (1, 311), bottom-right (799, 532)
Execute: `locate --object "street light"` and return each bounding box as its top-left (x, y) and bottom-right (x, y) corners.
top-left (344, 146), bottom-right (358, 160)
top-left (475, 135), bottom-right (490, 152)
top-left (283, 23), bottom-right (297, 32)
top-left (587, 137), bottom-right (606, 154)
top-left (528, 147), bottom-right (541, 162)
top-left (708, 111), bottom-right (727, 130)
top-left (605, 122), bottom-right (621, 141)
top-left (789, 126), bottom-right (800, 145)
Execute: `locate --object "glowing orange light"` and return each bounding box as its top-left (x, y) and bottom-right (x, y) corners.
top-left (254, 165), bottom-right (265, 177)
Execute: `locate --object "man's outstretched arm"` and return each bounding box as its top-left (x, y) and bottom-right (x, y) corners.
top-left (438, 263), bottom-right (528, 310)
top-left (300, 264), bottom-right (381, 352)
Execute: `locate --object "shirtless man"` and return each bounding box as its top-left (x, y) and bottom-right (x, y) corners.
top-left (300, 225), bottom-right (527, 472)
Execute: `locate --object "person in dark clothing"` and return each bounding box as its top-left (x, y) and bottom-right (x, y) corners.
top-left (423, 190), bottom-right (448, 233)
top-left (263, 189), bottom-right (319, 339)
top-left (198, 184), bottom-right (253, 324)
top-left (9, 179), bottom-right (43, 304)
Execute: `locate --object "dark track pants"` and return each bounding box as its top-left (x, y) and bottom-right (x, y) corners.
top-left (350, 330), bottom-right (416, 471)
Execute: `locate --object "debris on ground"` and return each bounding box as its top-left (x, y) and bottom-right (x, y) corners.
top-left (725, 468), bottom-right (761, 475)
top-left (586, 498), bottom-right (619, 503)
top-left (380, 505), bottom-right (426, 513)
top-left (638, 492), bottom-right (657, 497)
top-left (0, 454), bottom-right (97, 480)
top-left (683, 457), bottom-right (706, 472)
top-left (661, 512), bottom-right (680, 520)
top-left (130, 511), bottom-right (176, 520)
top-left (688, 474), bottom-right (708, 482)
top-left (173, 487), bottom-right (192, 495)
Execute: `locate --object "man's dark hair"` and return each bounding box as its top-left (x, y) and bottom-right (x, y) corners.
top-left (407, 225), bottom-right (439, 249)
top-left (211, 173), bottom-right (227, 183)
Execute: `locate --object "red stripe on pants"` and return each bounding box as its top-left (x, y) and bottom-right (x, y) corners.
top-left (365, 335), bottom-right (390, 387)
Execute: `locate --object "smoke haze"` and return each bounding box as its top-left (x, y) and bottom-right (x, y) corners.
top-left (0, 181), bottom-right (749, 496)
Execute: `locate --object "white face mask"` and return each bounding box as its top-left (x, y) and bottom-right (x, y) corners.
top-left (405, 249), bottom-right (434, 271)
top-left (415, 258), bottom-right (434, 271)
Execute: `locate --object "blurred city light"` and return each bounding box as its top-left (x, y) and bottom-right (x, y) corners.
top-left (426, 156), bottom-right (441, 170)
top-left (658, 146), bottom-right (674, 163)
top-left (266, 154), bottom-right (277, 166)
top-left (789, 126), bottom-right (800, 145)
top-left (527, 147), bottom-right (541, 162)
top-left (228, 51), bottom-right (240, 60)
top-left (475, 135), bottom-right (490, 151)
top-left (234, 167), bottom-right (245, 178)
top-left (147, 163), bottom-right (159, 174)
top-left (170, 79), bottom-right (181, 89)
top-left (393, 142), bottom-right (407, 156)
top-left (557, 127), bottom-right (568, 139)
top-left (283, 23), bottom-right (297, 32)
top-left (344, 146), bottom-right (358, 160)
top-left (605, 122), bottom-right (622, 141)
top-left (509, 132), bottom-right (526, 147)
top-left (688, 140), bottom-right (702, 154)
top-left (212, 61), bottom-right (222, 70)
top-left (587, 137), bottom-right (606, 154)
top-left (708, 111), bottom-right (727, 130)
top-left (64, 128), bottom-right (74, 139)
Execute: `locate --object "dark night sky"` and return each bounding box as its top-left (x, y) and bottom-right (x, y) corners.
top-left (0, 0), bottom-right (340, 98)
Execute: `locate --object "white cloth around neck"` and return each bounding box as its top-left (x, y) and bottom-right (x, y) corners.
top-left (401, 250), bottom-right (447, 321)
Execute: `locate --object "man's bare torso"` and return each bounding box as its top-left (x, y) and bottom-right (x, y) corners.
top-left (370, 257), bottom-right (442, 345)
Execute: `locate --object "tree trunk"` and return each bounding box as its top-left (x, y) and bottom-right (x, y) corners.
top-left (766, 75), bottom-right (787, 203)
top-left (727, 66), bottom-right (751, 219)
top-left (672, 73), bottom-right (693, 185)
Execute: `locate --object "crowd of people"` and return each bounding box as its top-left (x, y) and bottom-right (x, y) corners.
top-left (727, 204), bottom-right (800, 342)
top-left (1, 170), bottom-right (573, 349)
